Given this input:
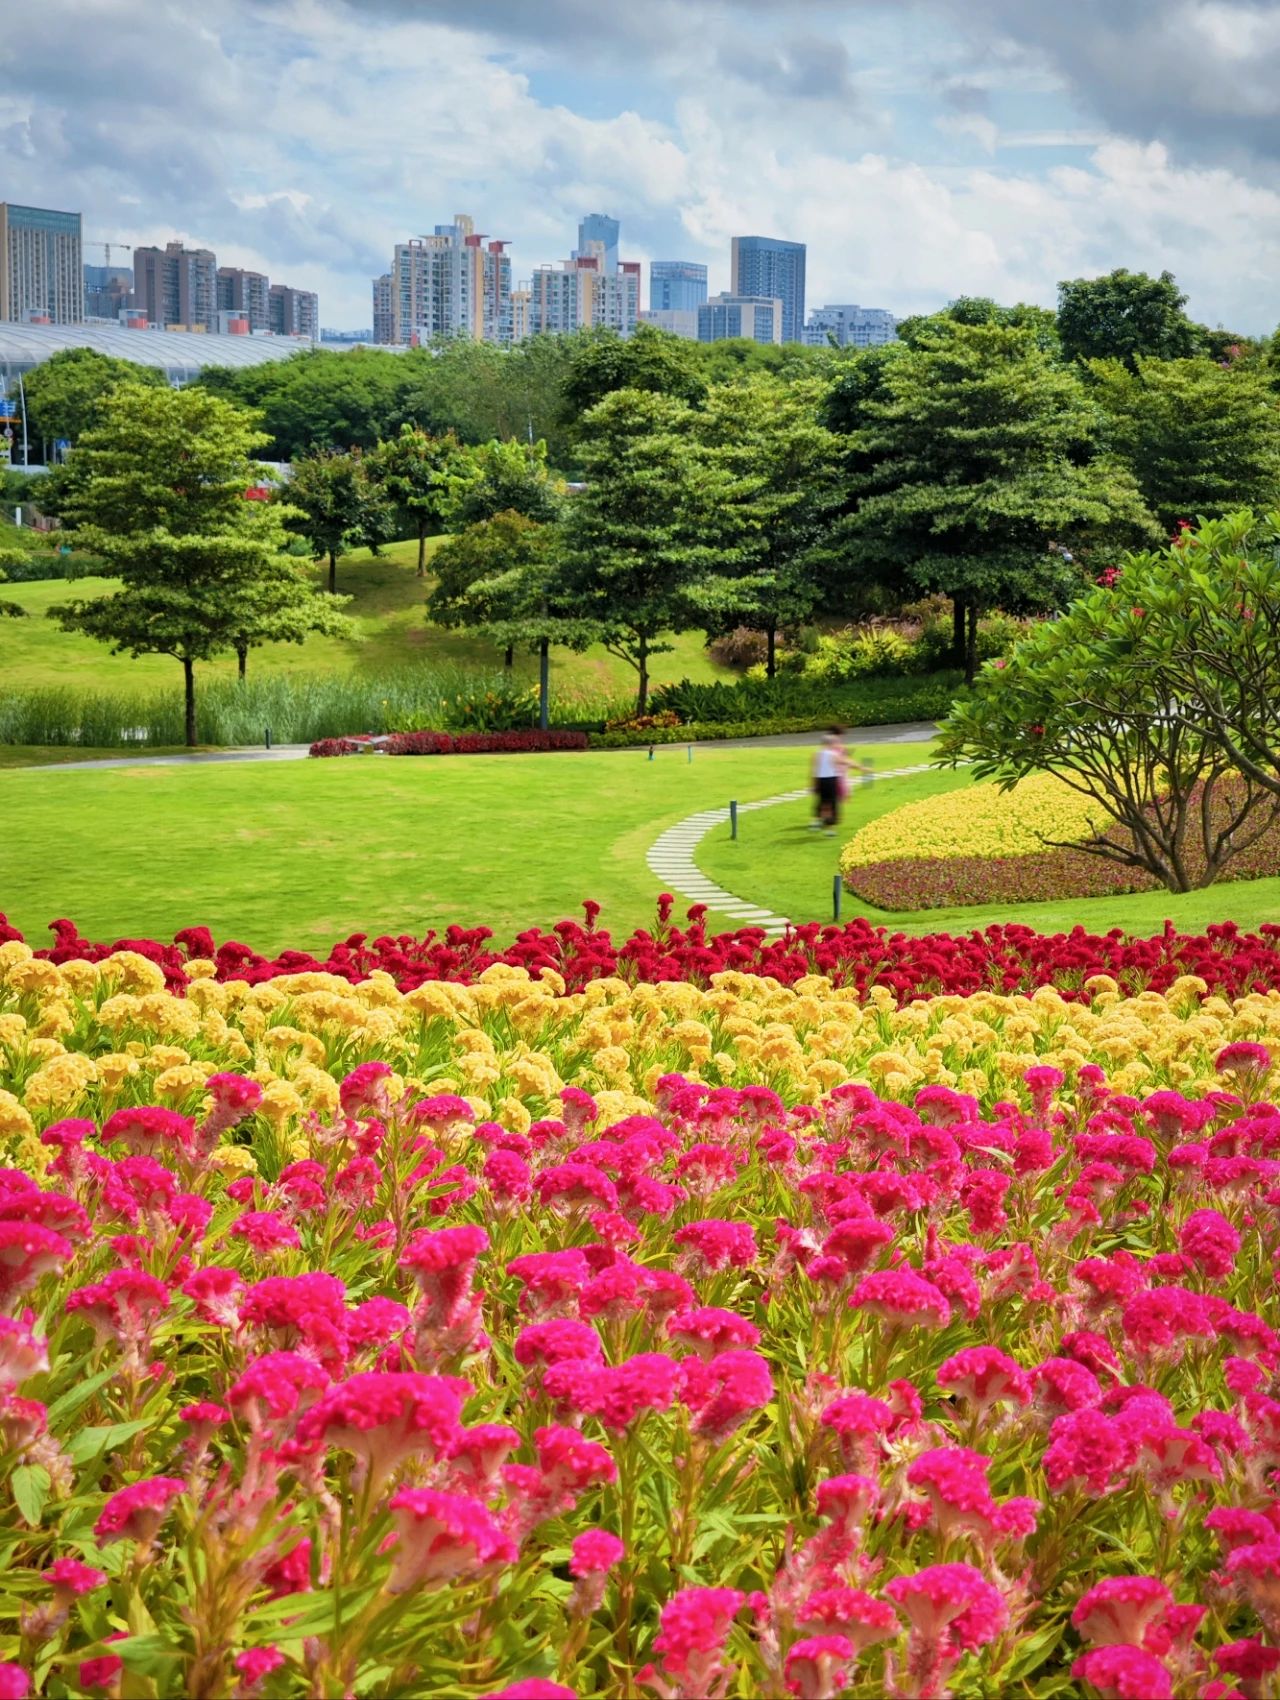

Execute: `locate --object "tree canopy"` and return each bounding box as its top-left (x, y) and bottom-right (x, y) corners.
top-left (1057, 268), bottom-right (1204, 368)
top-left (21, 347), bottom-right (164, 446)
top-left (50, 382), bottom-right (350, 743)
top-left (284, 449), bottom-right (392, 593)
top-left (370, 424), bottom-right (468, 575)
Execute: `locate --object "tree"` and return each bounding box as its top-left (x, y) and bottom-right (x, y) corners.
top-left (937, 519), bottom-right (1280, 892)
top-left (898, 297), bottom-right (1060, 356)
top-left (560, 325), bottom-right (708, 425)
top-left (1090, 356), bottom-right (1280, 530)
top-left (21, 347), bottom-right (164, 448)
top-left (284, 449), bottom-right (392, 594)
top-left (691, 374), bottom-right (841, 675)
top-left (429, 511), bottom-right (597, 728)
top-left (50, 383), bottom-right (351, 745)
top-left (199, 347), bottom-right (404, 460)
top-left (1104, 510), bottom-right (1280, 805)
top-left (0, 542), bottom-right (28, 619)
top-left (445, 437), bottom-right (561, 530)
top-left (371, 424), bottom-right (467, 576)
top-left (556, 389), bottom-right (739, 714)
top-left (1057, 268), bottom-right (1204, 368)
top-left (826, 321), bottom-right (1159, 680)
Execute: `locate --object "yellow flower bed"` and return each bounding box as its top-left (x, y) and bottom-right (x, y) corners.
top-left (841, 772), bottom-right (1109, 870)
top-left (3, 940), bottom-right (1279, 1146)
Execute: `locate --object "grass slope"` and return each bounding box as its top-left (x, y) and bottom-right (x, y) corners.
top-left (0, 539), bottom-right (727, 703)
top-left (0, 742), bottom-right (910, 951)
top-left (696, 767), bottom-right (1280, 936)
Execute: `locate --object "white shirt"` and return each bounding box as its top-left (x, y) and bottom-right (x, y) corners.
top-left (814, 745), bottom-right (841, 779)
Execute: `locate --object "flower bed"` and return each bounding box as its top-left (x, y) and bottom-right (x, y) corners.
top-left (6, 906), bottom-right (1280, 1002)
top-left (3, 940), bottom-right (1280, 1696)
top-left (844, 775), bottom-right (1280, 911)
top-left (309, 730), bottom-right (589, 758)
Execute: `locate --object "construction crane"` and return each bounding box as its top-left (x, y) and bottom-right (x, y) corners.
top-left (87, 240), bottom-right (133, 269)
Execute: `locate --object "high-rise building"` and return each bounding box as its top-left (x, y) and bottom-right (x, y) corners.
top-left (385, 214), bottom-right (512, 344)
top-left (268, 283), bottom-right (319, 339)
top-left (639, 308), bottom-right (699, 340)
top-left (803, 304), bottom-right (897, 348)
top-left (649, 260), bottom-right (708, 314)
top-left (217, 266), bottom-right (270, 331)
top-left (83, 263), bottom-right (133, 321)
top-left (509, 288), bottom-right (531, 345)
top-left (697, 293), bottom-right (783, 345)
top-left (526, 253), bottom-right (639, 338)
top-left (0, 203), bottom-right (83, 324)
top-left (730, 236), bottom-right (806, 343)
top-left (372, 273), bottom-right (394, 344)
top-left (576, 213), bottom-right (620, 275)
top-left (133, 241), bottom-right (218, 329)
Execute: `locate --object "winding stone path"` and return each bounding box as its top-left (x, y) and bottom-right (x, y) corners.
top-left (644, 764), bottom-right (938, 934)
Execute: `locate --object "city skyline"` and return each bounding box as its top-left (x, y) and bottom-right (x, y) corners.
top-left (1, 2), bottom-right (1276, 334)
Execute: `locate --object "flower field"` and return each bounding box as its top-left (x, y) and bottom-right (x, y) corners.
top-left (8, 907), bottom-right (1280, 1004)
top-left (842, 777), bottom-right (1280, 912)
top-left (4, 933), bottom-right (1280, 1696)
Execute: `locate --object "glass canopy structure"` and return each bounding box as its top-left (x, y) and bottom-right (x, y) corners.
top-left (0, 321), bottom-right (366, 384)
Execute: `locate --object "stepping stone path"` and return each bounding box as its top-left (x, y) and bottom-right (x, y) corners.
top-left (644, 765), bottom-right (938, 936)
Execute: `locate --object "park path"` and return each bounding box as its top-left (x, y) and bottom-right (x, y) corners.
top-left (644, 763), bottom-right (938, 935)
top-left (10, 720), bottom-right (939, 774)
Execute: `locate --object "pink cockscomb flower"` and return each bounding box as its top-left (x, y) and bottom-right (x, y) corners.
top-left (1179, 1209), bottom-right (1241, 1281)
top-left (1072, 1644), bottom-right (1173, 1700)
top-left (0, 1222), bottom-right (73, 1305)
top-left (570, 1529), bottom-right (624, 1578)
top-left (100, 1105), bottom-right (194, 1157)
top-left (1215, 1042), bottom-right (1272, 1084)
top-left (672, 1219), bottom-right (757, 1273)
top-left (294, 1371), bottom-right (470, 1496)
top-left (884, 1562), bottom-right (1007, 1651)
top-left (229, 1211), bottom-right (300, 1256)
top-left (1071, 1576), bottom-right (1173, 1646)
top-left (479, 1684), bottom-right (576, 1700)
top-left (544, 1352), bottom-right (680, 1432)
top-left (385, 1487), bottom-right (516, 1593)
top-left (0, 1668), bottom-right (27, 1700)
top-left (797, 1586), bottom-right (898, 1654)
top-left (233, 1646), bottom-right (285, 1689)
top-left (338, 1061), bottom-right (395, 1118)
top-left (0, 1310), bottom-right (48, 1390)
top-left (650, 1586), bottom-right (744, 1696)
top-left (66, 1270), bottom-right (169, 1360)
top-left (45, 1557), bottom-right (108, 1597)
top-left (679, 1350), bottom-right (774, 1442)
top-left (94, 1476), bottom-right (185, 1545)
top-left (850, 1268), bottom-right (951, 1331)
top-left (666, 1306), bottom-right (760, 1358)
top-left (784, 1635), bottom-right (855, 1700)
top-left (936, 1346), bottom-right (1030, 1417)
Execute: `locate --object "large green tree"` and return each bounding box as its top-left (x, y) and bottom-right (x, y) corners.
top-left (284, 449), bottom-right (392, 594)
top-left (560, 325), bottom-right (708, 425)
top-left (50, 383), bottom-right (350, 745)
top-left (370, 424), bottom-right (467, 575)
top-left (429, 511), bottom-right (597, 728)
top-left (691, 374), bottom-right (841, 675)
top-left (555, 388), bottom-right (738, 714)
top-left (1090, 356), bottom-right (1280, 530)
top-left (897, 296), bottom-right (1060, 355)
top-left (826, 321), bottom-right (1159, 679)
top-left (1057, 268), bottom-right (1204, 368)
top-left (21, 347), bottom-right (164, 447)
top-left (445, 437), bottom-right (561, 530)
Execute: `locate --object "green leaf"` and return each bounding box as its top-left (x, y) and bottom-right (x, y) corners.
top-left (11, 1463), bottom-right (51, 1527)
top-left (66, 1420), bottom-right (153, 1465)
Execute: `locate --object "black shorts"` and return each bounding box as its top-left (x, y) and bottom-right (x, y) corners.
top-left (816, 776), bottom-right (840, 811)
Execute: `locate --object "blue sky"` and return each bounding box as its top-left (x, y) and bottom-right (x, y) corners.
top-left (2, 0), bottom-right (1278, 331)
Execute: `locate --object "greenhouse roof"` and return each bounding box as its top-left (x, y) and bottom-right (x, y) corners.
top-left (0, 321), bottom-right (342, 380)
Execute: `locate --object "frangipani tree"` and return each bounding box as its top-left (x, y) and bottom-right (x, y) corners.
top-left (937, 511), bottom-right (1280, 892)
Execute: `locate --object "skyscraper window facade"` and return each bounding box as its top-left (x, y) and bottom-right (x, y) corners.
top-left (0, 203), bottom-right (83, 324)
top-left (803, 304), bottom-right (898, 347)
top-left (649, 261), bottom-right (708, 314)
top-left (383, 215), bottom-right (512, 345)
top-left (576, 213), bottom-right (620, 275)
top-left (730, 235), bottom-right (806, 343)
top-left (697, 293), bottom-right (783, 345)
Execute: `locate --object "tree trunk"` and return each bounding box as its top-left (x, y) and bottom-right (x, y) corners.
top-left (952, 596), bottom-right (966, 669)
top-left (417, 518), bottom-right (427, 578)
top-left (182, 656), bottom-right (197, 748)
top-left (766, 622), bottom-right (777, 680)
top-left (503, 644), bottom-right (514, 670)
top-left (539, 639), bottom-right (550, 732)
top-left (328, 549), bottom-right (337, 596)
top-left (637, 636), bottom-right (649, 717)
top-left (237, 645), bottom-right (247, 683)
top-left (965, 601), bottom-right (979, 685)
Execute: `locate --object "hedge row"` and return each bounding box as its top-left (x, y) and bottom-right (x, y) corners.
top-left (309, 729), bottom-right (590, 758)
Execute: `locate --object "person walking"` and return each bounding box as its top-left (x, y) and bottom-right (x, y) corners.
top-left (811, 727), bottom-right (870, 835)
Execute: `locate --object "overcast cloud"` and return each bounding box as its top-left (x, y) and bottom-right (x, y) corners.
top-left (1, 0), bottom-right (1277, 330)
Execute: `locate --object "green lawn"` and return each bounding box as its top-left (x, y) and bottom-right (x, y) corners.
top-left (696, 763), bottom-right (1280, 935)
top-left (0, 539), bottom-right (728, 704)
top-left (0, 742), bottom-right (909, 950)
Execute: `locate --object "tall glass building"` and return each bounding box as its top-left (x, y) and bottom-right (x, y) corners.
top-left (576, 213), bottom-right (620, 274)
top-left (649, 260), bottom-right (708, 313)
top-left (0, 203), bottom-right (83, 325)
top-left (730, 235), bottom-right (806, 343)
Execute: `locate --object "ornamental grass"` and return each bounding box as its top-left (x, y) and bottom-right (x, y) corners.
top-left (4, 940), bottom-right (1280, 1694)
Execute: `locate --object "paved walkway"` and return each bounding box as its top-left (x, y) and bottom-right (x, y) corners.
top-left (12, 721), bottom-right (940, 774)
top-left (644, 763), bottom-right (937, 934)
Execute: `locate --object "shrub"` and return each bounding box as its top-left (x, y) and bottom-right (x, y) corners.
top-left (308, 737), bottom-right (365, 757)
top-left (806, 626), bottom-right (917, 683)
top-left (381, 729), bottom-right (589, 756)
top-left (603, 710), bottom-right (682, 733)
top-left (841, 773), bottom-right (1109, 870)
top-left (707, 626), bottom-right (770, 670)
